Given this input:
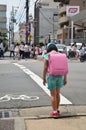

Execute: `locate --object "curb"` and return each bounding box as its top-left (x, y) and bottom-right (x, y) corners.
top-left (0, 107), bottom-right (86, 130)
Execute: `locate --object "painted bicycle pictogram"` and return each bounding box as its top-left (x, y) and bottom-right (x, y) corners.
top-left (0, 94), bottom-right (39, 102)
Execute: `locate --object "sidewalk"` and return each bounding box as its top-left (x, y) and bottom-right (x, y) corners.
top-left (0, 105), bottom-right (86, 130)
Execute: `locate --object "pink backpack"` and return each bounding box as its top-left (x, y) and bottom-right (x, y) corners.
top-left (48, 53), bottom-right (68, 76)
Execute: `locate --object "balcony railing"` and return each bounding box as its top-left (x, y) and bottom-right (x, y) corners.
top-left (58, 16), bottom-right (69, 24)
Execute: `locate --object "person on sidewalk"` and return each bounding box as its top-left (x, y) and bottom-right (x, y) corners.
top-left (14, 43), bottom-right (20, 60)
top-left (9, 42), bottom-right (15, 59)
top-left (0, 40), bottom-right (4, 58)
top-left (24, 43), bottom-right (29, 59)
top-left (19, 42), bottom-right (24, 59)
top-left (43, 43), bottom-right (67, 117)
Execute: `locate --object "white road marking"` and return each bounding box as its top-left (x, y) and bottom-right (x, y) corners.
top-left (0, 60), bottom-right (10, 64)
top-left (0, 94), bottom-right (39, 102)
top-left (13, 63), bottom-right (72, 105)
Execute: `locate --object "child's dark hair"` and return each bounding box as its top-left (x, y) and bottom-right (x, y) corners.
top-left (47, 43), bottom-right (58, 53)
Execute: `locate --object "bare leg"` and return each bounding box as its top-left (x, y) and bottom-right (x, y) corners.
top-left (56, 87), bottom-right (60, 110)
top-left (50, 88), bottom-right (60, 111)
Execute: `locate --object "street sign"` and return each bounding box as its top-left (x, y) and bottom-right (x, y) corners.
top-left (66, 6), bottom-right (80, 17)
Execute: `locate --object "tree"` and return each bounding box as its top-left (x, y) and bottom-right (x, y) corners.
top-left (0, 32), bottom-right (7, 41)
top-left (0, 32), bottom-right (8, 51)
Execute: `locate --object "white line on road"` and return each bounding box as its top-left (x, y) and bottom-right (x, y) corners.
top-left (13, 63), bottom-right (72, 105)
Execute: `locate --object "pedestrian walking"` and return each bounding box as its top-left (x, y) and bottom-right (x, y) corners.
top-left (14, 43), bottom-right (20, 60)
top-left (69, 42), bottom-right (77, 58)
top-left (19, 42), bottom-right (24, 59)
top-left (9, 42), bottom-right (15, 59)
top-left (24, 43), bottom-right (29, 59)
top-left (43, 43), bottom-right (67, 117)
top-left (0, 40), bottom-right (4, 58)
top-left (34, 45), bottom-right (38, 59)
top-left (30, 45), bottom-right (34, 58)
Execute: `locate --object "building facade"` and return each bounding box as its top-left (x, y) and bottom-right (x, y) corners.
top-left (34, 0), bottom-right (59, 45)
top-left (0, 5), bottom-right (7, 34)
top-left (57, 0), bottom-right (86, 44)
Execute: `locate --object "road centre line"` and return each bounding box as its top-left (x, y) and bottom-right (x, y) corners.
top-left (13, 63), bottom-right (72, 105)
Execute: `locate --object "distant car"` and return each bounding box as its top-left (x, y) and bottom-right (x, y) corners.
top-left (56, 44), bottom-right (67, 55)
top-left (76, 43), bottom-right (82, 50)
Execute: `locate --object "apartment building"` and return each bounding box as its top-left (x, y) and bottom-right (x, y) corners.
top-left (0, 5), bottom-right (7, 34)
top-left (34, 0), bottom-right (59, 45)
top-left (57, 0), bottom-right (86, 44)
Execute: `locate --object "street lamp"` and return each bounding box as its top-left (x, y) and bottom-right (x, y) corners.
top-left (64, 22), bottom-right (74, 44)
top-left (71, 21), bottom-right (74, 43)
top-left (53, 13), bottom-right (58, 42)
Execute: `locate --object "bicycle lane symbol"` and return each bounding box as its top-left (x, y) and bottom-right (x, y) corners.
top-left (0, 94), bottom-right (39, 102)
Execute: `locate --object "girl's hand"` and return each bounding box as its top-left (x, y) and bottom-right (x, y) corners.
top-left (64, 79), bottom-right (67, 85)
top-left (43, 78), bottom-right (46, 86)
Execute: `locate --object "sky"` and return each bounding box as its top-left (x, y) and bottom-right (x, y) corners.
top-left (0, 0), bottom-right (36, 31)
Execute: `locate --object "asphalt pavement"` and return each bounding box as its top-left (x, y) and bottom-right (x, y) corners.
top-left (0, 52), bottom-right (86, 130)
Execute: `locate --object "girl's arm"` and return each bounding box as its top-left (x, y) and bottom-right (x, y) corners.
top-left (43, 58), bottom-right (48, 85)
top-left (64, 75), bottom-right (67, 85)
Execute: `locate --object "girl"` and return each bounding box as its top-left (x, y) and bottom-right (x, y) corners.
top-left (43, 43), bottom-right (67, 117)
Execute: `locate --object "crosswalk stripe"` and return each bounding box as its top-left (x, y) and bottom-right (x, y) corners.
top-left (0, 60), bottom-right (10, 64)
top-left (13, 63), bottom-right (72, 105)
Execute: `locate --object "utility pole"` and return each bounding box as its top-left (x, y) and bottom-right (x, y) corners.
top-left (26, 0), bottom-right (30, 44)
top-left (10, 6), bottom-right (18, 44)
top-left (34, 0), bottom-right (39, 45)
top-left (9, 22), bottom-right (11, 47)
top-left (10, 6), bottom-right (15, 44)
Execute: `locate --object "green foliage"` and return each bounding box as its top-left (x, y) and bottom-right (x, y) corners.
top-left (0, 33), bottom-right (7, 41)
top-left (37, 42), bottom-right (44, 47)
top-left (0, 32), bottom-right (8, 51)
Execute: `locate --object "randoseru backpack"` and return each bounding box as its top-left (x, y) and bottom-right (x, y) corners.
top-left (48, 53), bottom-right (68, 76)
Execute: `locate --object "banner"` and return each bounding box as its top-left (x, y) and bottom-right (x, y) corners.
top-left (66, 6), bottom-right (80, 17)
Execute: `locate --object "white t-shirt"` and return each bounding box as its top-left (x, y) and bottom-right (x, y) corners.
top-left (19, 44), bottom-right (24, 51)
top-left (10, 44), bottom-right (15, 51)
top-left (0, 43), bottom-right (4, 50)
